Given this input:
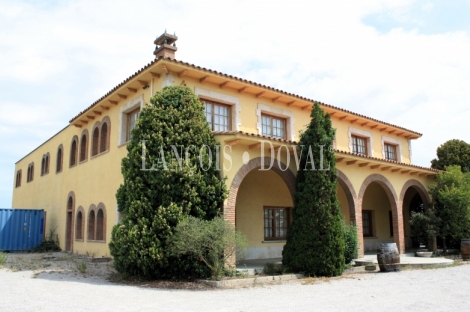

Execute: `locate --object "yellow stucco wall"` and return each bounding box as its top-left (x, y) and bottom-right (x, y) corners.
top-left (11, 59), bottom-right (434, 257)
top-left (337, 183), bottom-right (351, 225)
top-left (235, 169), bottom-right (292, 259)
top-left (361, 182), bottom-right (393, 251)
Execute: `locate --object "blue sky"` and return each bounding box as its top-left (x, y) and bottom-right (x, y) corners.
top-left (1, 0), bottom-right (470, 207)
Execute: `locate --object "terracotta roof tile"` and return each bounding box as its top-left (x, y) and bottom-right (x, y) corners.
top-left (69, 57), bottom-right (422, 137)
top-left (214, 131), bottom-right (438, 173)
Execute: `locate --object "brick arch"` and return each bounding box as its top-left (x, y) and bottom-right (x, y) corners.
top-left (399, 179), bottom-right (431, 208)
top-left (65, 191), bottom-right (76, 252)
top-left (358, 173), bottom-right (398, 202)
top-left (357, 174), bottom-right (404, 253)
top-left (225, 157), bottom-right (296, 225)
top-left (337, 169), bottom-right (357, 223)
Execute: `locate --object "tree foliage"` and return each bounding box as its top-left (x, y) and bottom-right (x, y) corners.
top-left (431, 139), bottom-right (470, 172)
top-left (168, 216), bottom-right (248, 279)
top-left (109, 86), bottom-right (227, 279)
top-left (429, 165), bottom-right (470, 252)
top-left (282, 102), bottom-right (345, 276)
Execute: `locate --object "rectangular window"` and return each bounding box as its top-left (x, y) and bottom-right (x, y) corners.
top-left (264, 207), bottom-right (290, 240)
top-left (352, 135), bottom-right (367, 156)
top-left (389, 211), bottom-right (394, 237)
top-left (384, 143), bottom-right (397, 161)
top-left (261, 114), bottom-right (286, 139)
top-left (203, 100), bottom-right (230, 131)
top-left (126, 108), bottom-right (140, 142)
top-left (362, 210), bottom-right (373, 237)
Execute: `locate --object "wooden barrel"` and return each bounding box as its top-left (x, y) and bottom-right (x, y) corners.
top-left (377, 243), bottom-right (400, 272)
top-left (461, 239), bottom-right (470, 260)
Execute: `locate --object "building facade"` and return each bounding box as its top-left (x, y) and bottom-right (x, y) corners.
top-left (12, 33), bottom-right (439, 258)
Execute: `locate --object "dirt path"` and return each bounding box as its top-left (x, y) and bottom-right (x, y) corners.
top-left (1, 252), bottom-right (469, 311)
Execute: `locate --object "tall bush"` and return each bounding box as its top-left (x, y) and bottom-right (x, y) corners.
top-left (109, 86), bottom-right (227, 279)
top-left (168, 216), bottom-right (248, 279)
top-left (429, 165), bottom-right (470, 252)
top-left (282, 102), bottom-right (345, 276)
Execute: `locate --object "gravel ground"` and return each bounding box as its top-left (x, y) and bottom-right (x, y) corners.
top-left (1, 252), bottom-right (469, 311)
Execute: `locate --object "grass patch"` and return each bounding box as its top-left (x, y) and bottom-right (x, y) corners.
top-left (76, 261), bottom-right (87, 274)
top-left (0, 252), bottom-right (7, 267)
top-left (263, 262), bottom-right (287, 275)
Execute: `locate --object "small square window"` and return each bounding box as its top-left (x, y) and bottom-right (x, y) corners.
top-left (203, 100), bottom-right (230, 131)
top-left (126, 108), bottom-right (140, 142)
top-left (264, 207), bottom-right (290, 240)
top-left (261, 114), bottom-right (286, 139)
top-left (352, 135), bottom-right (368, 156)
top-left (362, 210), bottom-right (373, 237)
top-left (384, 143), bottom-right (397, 161)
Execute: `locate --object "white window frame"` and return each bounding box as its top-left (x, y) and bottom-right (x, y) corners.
top-left (256, 103), bottom-right (295, 141)
top-left (382, 135), bottom-right (402, 163)
top-left (348, 127), bottom-right (373, 156)
top-left (195, 87), bottom-right (240, 131)
top-left (118, 94), bottom-right (144, 146)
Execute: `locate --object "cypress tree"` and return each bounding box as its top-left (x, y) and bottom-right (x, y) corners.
top-left (109, 86), bottom-right (227, 279)
top-left (282, 102), bottom-right (345, 276)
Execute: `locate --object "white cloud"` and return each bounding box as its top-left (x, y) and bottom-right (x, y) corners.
top-left (0, 0), bottom-right (470, 206)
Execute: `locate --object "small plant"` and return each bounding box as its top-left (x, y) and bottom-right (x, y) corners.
top-left (343, 222), bottom-right (358, 264)
top-left (0, 252), bottom-right (7, 267)
top-left (168, 216), bottom-right (248, 280)
top-left (263, 262), bottom-right (287, 275)
top-left (76, 261), bottom-right (87, 273)
top-left (33, 228), bottom-right (61, 252)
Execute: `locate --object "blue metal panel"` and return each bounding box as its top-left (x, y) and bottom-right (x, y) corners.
top-left (0, 209), bottom-right (45, 251)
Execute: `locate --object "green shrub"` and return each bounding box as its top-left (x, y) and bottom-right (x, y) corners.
top-left (263, 262), bottom-right (286, 275)
top-left (76, 261), bottom-right (87, 273)
top-left (282, 102), bottom-right (345, 277)
top-left (168, 216), bottom-right (247, 280)
top-left (33, 228), bottom-right (61, 252)
top-left (343, 222), bottom-right (358, 264)
top-left (0, 252), bottom-right (7, 267)
top-left (109, 86), bottom-right (227, 279)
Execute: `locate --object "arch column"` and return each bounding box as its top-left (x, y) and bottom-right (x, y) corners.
top-left (337, 169), bottom-right (363, 257)
top-left (358, 174), bottom-right (405, 254)
top-left (394, 201), bottom-right (405, 254)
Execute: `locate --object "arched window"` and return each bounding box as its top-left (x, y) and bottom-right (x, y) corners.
top-left (96, 203), bottom-right (106, 241)
top-left (92, 124), bottom-right (100, 156)
top-left (65, 192), bottom-right (75, 252)
top-left (70, 136), bottom-right (78, 167)
top-left (79, 130), bottom-right (89, 162)
top-left (100, 122), bottom-right (108, 153)
top-left (41, 157), bottom-right (46, 176)
top-left (45, 153), bottom-right (49, 174)
top-left (75, 207), bottom-right (85, 240)
top-left (27, 163), bottom-right (34, 182)
top-left (15, 170), bottom-right (22, 187)
top-left (88, 207), bottom-right (96, 240)
top-left (56, 145), bottom-right (63, 173)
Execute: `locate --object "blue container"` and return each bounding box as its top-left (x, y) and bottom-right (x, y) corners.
top-left (0, 209), bottom-right (45, 251)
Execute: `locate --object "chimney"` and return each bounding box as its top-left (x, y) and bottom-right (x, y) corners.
top-left (153, 31), bottom-right (178, 59)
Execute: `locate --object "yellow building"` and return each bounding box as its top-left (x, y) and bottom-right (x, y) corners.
top-left (12, 33), bottom-right (439, 258)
